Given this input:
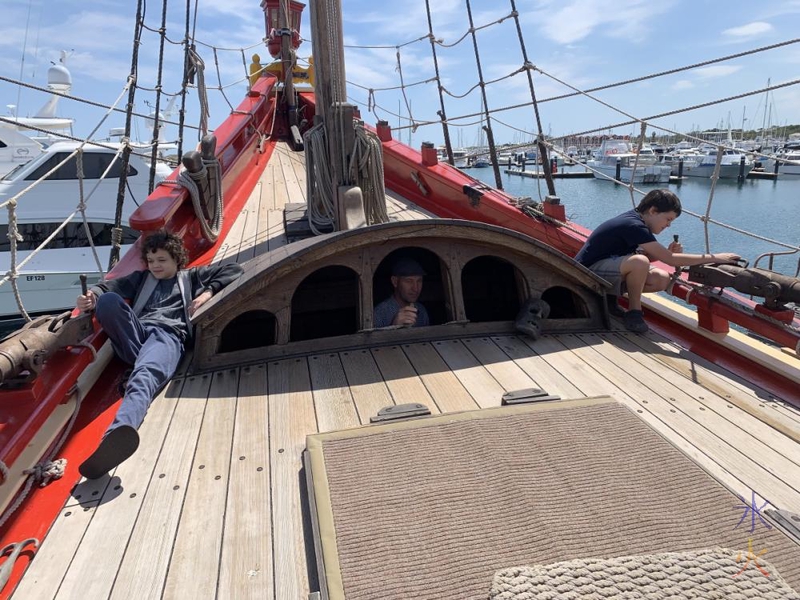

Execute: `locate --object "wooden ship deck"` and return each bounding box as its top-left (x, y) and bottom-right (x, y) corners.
top-left (13, 143), bottom-right (800, 599)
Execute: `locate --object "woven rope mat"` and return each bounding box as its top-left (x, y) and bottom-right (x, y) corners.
top-left (489, 548), bottom-right (800, 599)
top-left (311, 399), bottom-right (800, 600)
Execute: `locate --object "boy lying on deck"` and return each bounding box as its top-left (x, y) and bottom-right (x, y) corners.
top-left (75, 230), bottom-right (243, 479)
top-left (575, 189), bottom-right (740, 333)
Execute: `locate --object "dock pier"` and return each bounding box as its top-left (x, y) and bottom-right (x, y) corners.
top-left (504, 168), bottom-right (593, 179)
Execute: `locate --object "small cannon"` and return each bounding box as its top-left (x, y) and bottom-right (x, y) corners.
top-left (687, 264), bottom-right (800, 310)
top-left (0, 311), bottom-right (94, 386)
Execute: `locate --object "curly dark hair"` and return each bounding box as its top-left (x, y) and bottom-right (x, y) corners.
top-left (636, 189), bottom-right (682, 216)
top-left (140, 230), bottom-right (188, 269)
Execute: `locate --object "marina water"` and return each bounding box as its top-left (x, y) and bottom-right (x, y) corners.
top-left (474, 168), bottom-right (800, 276)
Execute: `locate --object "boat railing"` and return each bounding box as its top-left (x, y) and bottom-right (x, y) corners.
top-left (755, 248), bottom-right (800, 278)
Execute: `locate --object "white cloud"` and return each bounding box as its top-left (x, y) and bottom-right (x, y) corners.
top-left (722, 22), bottom-right (773, 38)
top-left (527, 0), bottom-right (676, 45)
top-left (672, 80), bottom-right (694, 91)
top-left (693, 65), bottom-right (742, 79)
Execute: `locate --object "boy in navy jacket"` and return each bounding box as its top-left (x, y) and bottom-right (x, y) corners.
top-left (76, 230), bottom-right (243, 479)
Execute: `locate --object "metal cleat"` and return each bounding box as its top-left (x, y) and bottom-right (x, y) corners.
top-left (0, 538), bottom-right (38, 592)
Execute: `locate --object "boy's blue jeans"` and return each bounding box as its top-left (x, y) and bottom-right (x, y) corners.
top-left (95, 293), bottom-right (184, 433)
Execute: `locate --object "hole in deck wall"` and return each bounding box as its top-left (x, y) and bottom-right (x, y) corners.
top-left (541, 285), bottom-right (589, 319)
top-left (291, 265), bottom-right (360, 341)
top-left (219, 310), bottom-right (277, 352)
top-left (372, 247), bottom-right (448, 325)
top-left (461, 255), bottom-right (524, 322)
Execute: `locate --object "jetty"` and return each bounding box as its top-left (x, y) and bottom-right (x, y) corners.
top-left (504, 168), bottom-right (593, 179)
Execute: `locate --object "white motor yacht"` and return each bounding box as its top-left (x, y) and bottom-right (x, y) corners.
top-left (0, 141), bottom-right (172, 320)
top-left (587, 139), bottom-right (672, 184)
top-left (682, 147), bottom-right (754, 179)
top-left (765, 145), bottom-right (800, 176)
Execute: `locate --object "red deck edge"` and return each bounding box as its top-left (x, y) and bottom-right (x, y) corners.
top-left (0, 76), bottom-right (280, 597)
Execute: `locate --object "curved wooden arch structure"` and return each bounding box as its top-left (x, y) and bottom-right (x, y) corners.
top-left (191, 219), bottom-right (611, 372)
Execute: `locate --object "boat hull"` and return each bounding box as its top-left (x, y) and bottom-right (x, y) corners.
top-left (590, 164), bottom-right (672, 184)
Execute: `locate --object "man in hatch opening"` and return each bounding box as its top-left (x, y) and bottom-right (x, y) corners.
top-left (373, 257), bottom-right (431, 328)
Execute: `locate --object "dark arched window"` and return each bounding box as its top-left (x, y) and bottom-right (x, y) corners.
top-left (541, 286), bottom-right (589, 319)
top-left (462, 255), bottom-right (523, 322)
top-left (291, 266), bottom-right (359, 341)
top-left (219, 310), bottom-right (277, 352)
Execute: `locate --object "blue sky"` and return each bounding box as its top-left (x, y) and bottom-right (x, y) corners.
top-left (2, 0), bottom-right (800, 149)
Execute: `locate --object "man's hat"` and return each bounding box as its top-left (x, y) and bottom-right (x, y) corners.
top-left (392, 257), bottom-right (426, 277)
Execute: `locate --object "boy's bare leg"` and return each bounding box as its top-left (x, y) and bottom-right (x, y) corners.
top-left (620, 254), bottom-right (650, 311)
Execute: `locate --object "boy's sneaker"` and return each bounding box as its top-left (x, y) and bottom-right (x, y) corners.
top-left (78, 425), bottom-right (140, 480)
top-left (623, 309), bottom-right (649, 333)
top-left (606, 295), bottom-right (626, 318)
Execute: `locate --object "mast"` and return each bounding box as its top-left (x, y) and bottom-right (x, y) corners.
top-left (308, 0), bottom-right (366, 230)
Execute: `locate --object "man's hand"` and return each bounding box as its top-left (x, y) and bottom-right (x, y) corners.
top-left (392, 304), bottom-right (418, 327)
top-left (188, 289), bottom-right (213, 317)
top-left (76, 291), bottom-right (96, 313)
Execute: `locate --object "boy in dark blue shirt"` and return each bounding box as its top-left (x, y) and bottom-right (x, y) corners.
top-left (75, 230), bottom-right (243, 479)
top-left (575, 189), bottom-right (739, 333)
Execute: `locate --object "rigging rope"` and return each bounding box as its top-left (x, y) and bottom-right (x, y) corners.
top-left (465, 0), bottom-right (503, 190)
top-left (424, 0), bottom-right (455, 166)
top-left (349, 123), bottom-right (389, 225)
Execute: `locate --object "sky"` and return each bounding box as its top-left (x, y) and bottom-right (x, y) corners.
top-left (2, 0), bottom-right (800, 150)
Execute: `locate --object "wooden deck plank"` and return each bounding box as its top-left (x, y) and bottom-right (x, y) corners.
top-left (236, 179), bottom-right (264, 263)
top-left (268, 358), bottom-right (317, 600)
top-left (273, 156), bottom-right (291, 214)
top-left (308, 353), bottom-right (360, 432)
top-left (278, 146), bottom-right (305, 204)
top-left (608, 332), bottom-right (800, 467)
top-left (461, 337), bottom-right (540, 397)
top-left (10, 502), bottom-right (98, 600)
top-left (385, 189), bottom-right (435, 220)
top-left (430, 339), bottom-right (505, 408)
top-left (109, 374), bottom-right (212, 600)
top-left (253, 171), bottom-right (276, 256)
top-left (52, 380), bottom-right (183, 600)
top-left (370, 345), bottom-right (439, 411)
top-left (261, 150), bottom-right (278, 211)
top-left (218, 364), bottom-right (273, 599)
top-left (339, 349), bottom-right (396, 424)
top-left (555, 333), bottom-right (800, 513)
top-left (579, 333), bottom-right (800, 493)
top-left (211, 203), bottom-right (248, 264)
top-left (632, 331), bottom-right (800, 431)
top-left (490, 335), bottom-right (585, 399)
top-left (266, 209), bottom-right (288, 252)
top-left (402, 342), bottom-right (481, 413)
top-left (163, 369), bottom-right (239, 599)
top-left (286, 151), bottom-right (307, 199)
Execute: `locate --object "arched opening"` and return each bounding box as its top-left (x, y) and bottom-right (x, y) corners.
top-left (462, 256), bottom-right (524, 322)
top-left (541, 286), bottom-right (589, 319)
top-left (291, 265), bottom-right (360, 341)
top-left (219, 310), bottom-right (277, 352)
top-left (372, 247), bottom-right (448, 327)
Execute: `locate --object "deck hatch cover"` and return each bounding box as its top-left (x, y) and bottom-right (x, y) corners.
top-left (305, 396), bottom-right (800, 600)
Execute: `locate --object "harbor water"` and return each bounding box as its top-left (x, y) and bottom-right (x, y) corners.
top-left (474, 167), bottom-right (800, 276)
